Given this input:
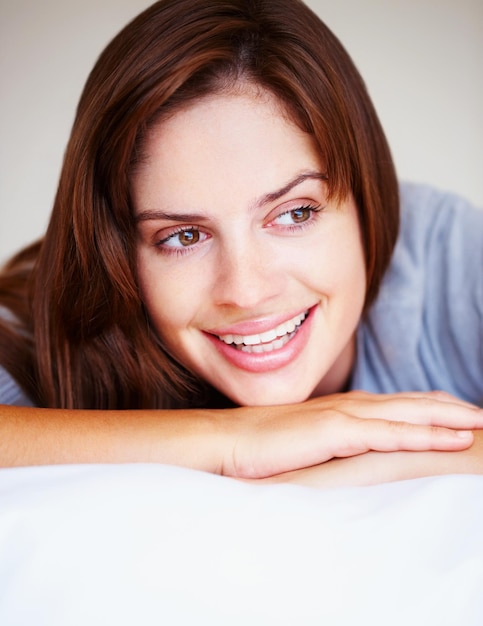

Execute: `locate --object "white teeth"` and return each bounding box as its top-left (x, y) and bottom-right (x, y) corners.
top-left (240, 332), bottom-right (293, 353)
top-left (217, 310), bottom-right (308, 351)
top-left (273, 337), bottom-right (285, 350)
top-left (244, 334), bottom-right (261, 346)
top-left (259, 329), bottom-right (277, 343)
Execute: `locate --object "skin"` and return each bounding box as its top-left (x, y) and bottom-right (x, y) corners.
top-left (1, 88), bottom-right (482, 484)
top-left (0, 395), bottom-right (482, 482)
top-left (264, 426), bottom-right (483, 488)
top-left (133, 86), bottom-right (483, 485)
top-left (133, 89), bottom-right (366, 406)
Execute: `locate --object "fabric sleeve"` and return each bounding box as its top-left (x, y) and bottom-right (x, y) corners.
top-left (0, 364), bottom-right (34, 406)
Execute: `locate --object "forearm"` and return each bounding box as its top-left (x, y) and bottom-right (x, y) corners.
top-left (1, 391), bottom-right (482, 477)
top-left (265, 430), bottom-right (483, 488)
top-left (0, 404), bottom-right (227, 472)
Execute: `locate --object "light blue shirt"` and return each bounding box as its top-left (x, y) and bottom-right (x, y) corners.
top-left (352, 182), bottom-right (483, 406)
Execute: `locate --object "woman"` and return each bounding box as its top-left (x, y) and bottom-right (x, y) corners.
top-left (0, 0), bottom-right (482, 485)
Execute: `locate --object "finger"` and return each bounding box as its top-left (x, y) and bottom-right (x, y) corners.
top-left (374, 390), bottom-right (480, 411)
top-left (338, 390), bottom-right (480, 411)
top-left (413, 390), bottom-right (481, 410)
top-left (331, 395), bottom-right (483, 428)
top-left (331, 418), bottom-right (474, 458)
top-left (376, 398), bottom-right (483, 428)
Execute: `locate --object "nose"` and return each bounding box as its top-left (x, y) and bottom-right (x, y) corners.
top-left (212, 239), bottom-right (284, 310)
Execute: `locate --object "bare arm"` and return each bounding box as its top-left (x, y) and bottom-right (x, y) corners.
top-left (0, 404), bottom-right (227, 472)
top-left (1, 392), bottom-right (482, 477)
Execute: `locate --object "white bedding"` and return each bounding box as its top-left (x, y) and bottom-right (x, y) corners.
top-left (0, 464), bottom-right (482, 625)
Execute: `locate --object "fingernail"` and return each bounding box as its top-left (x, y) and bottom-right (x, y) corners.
top-left (455, 430), bottom-right (473, 439)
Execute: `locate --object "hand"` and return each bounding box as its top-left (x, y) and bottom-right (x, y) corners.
top-left (221, 391), bottom-right (483, 479)
top-left (260, 429), bottom-right (483, 488)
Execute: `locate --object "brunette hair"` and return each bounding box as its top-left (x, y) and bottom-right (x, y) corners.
top-left (0, 0), bottom-right (398, 409)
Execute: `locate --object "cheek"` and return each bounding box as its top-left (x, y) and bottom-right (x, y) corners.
top-left (294, 220), bottom-right (366, 298)
top-left (331, 209), bottom-right (366, 283)
top-left (339, 231), bottom-right (366, 288)
top-left (136, 254), bottom-right (178, 330)
top-left (136, 251), bottom-right (206, 340)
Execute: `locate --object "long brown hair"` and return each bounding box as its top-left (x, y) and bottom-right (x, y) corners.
top-left (0, 0), bottom-right (399, 409)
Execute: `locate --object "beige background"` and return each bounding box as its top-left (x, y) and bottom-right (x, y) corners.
top-left (1, 0), bottom-right (482, 264)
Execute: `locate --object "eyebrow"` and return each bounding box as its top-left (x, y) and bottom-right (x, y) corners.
top-left (253, 170), bottom-right (328, 208)
top-left (134, 170), bottom-right (328, 223)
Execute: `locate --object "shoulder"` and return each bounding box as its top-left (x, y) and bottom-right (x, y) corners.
top-left (398, 181), bottom-right (483, 246)
top-left (0, 364), bottom-right (34, 407)
top-left (380, 182), bottom-right (483, 306)
top-left (0, 306), bottom-right (35, 407)
top-left (354, 183), bottom-right (482, 403)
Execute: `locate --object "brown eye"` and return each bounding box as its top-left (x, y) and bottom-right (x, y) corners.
top-left (178, 229), bottom-right (199, 246)
top-left (158, 227), bottom-right (207, 251)
top-left (290, 207), bottom-right (311, 223)
top-left (272, 204), bottom-right (321, 228)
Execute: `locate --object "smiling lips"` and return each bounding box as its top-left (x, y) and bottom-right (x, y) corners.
top-left (215, 311), bottom-right (308, 354)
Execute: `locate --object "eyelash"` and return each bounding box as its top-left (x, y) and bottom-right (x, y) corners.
top-left (271, 203), bottom-right (323, 232)
top-left (154, 226), bottom-right (207, 257)
top-left (154, 203), bottom-right (324, 257)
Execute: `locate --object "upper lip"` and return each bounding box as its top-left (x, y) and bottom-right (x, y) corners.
top-left (205, 306), bottom-right (313, 337)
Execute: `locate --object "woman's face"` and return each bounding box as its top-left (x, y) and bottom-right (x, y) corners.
top-left (133, 90), bottom-right (366, 406)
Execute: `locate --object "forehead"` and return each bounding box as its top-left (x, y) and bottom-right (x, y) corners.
top-left (131, 90), bottom-right (323, 209)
